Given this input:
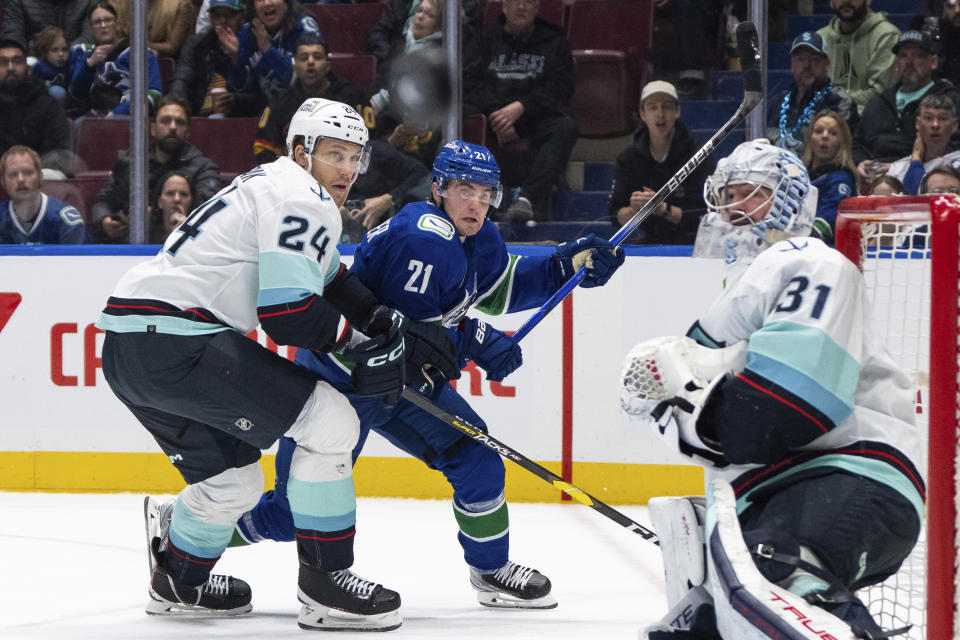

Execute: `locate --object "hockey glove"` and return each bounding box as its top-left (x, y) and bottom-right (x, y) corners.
top-left (404, 319), bottom-right (461, 393)
top-left (458, 317), bottom-right (522, 382)
top-left (349, 305), bottom-right (407, 405)
top-left (555, 233), bottom-right (625, 288)
top-left (619, 336), bottom-right (747, 468)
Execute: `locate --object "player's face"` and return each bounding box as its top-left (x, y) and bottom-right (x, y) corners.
top-left (503, 0), bottom-right (538, 34)
top-left (895, 45), bottom-right (938, 92)
top-left (639, 94), bottom-right (679, 139)
top-left (0, 46), bottom-right (27, 90)
top-left (294, 44), bottom-right (330, 89)
top-left (46, 37), bottom-right (70, 68)
top-left (434, 179), bottom-right (493, 238)
top-left (90, 7), bottom-right (118, 45)
top-left (923, 172), bottom-right (960, 194)
top-left (720, 183), bottom-right (773, 226)
top-left (412, 0), bottom-right (441, 40)
top-left (790, 49), bottom-right (829, 94)
top-left (255, 0), bottom-right (286, 31)
top-left (916, 106), bottom-right (958, 150)
top-left (308, 138), bottom-right (365, 206)
top-left (809, 115), bottom-right (842, 166)
top-left (1, 152), bottom-right (42, 200)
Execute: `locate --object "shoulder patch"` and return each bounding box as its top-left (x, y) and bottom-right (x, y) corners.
top-left (59, 206), bottom-right (84, 226)
top-left (417, 213), bottom-right (455, 240)
top-left (837, 183), bottom-right (851, 196)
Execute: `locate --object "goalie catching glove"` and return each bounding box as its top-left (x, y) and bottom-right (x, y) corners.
top-left (619, 336), bottom-right (746, 467)
top-left (554, 233), bottom-right (625, 288)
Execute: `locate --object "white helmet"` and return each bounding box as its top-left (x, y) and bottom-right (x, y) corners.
top-left (694, 139), bottom-right (816, 266)
top-left (286, 98), bottom-right (370, 166)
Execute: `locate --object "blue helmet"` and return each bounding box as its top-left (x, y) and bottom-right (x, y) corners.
top-left (432, 140), bottom-right (503, 206)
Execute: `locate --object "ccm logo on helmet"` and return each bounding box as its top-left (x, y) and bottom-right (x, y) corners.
top-left (367, 342), bottom-right (404, 367)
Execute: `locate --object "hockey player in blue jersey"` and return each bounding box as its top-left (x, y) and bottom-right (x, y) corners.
top-left (0, 145), bottom-right (88, 244)
top-left (206, 140), bottom-right (626, 617)
top-left (620, 140), bottom-right (923, 639)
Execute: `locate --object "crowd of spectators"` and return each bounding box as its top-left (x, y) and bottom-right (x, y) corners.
top-left (0, 0), bottom-right (956, 247)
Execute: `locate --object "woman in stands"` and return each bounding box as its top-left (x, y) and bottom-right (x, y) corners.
top-left (801, 109), bottom-right (857, 245)
top-left (70, 1), bottom-right (163, 116)
top-left (229, 0), bottom-right (322, 99)
top-left (149, 169), bottom-right (194, 244)
top-left (112, 0), bottom-right (199, 60)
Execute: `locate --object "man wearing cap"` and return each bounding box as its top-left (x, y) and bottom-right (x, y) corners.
top-left (607, 80), bottom-right (716, 244)
top-left (852, 29), bottom-right (960, 186)
top-left (816, 0), bottom-right (900, 111)
top-left (169, 0), bottom-right (266, 118)
top-left (766, 31), bottom-right (858, 153)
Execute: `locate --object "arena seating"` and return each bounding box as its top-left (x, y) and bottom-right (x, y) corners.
top-left (188, 117), bottom-right (259, 178)
top-left (482, 0), bottom-right (566, 30)
top-left (72, 117), bottom-right (131, 174)
top-left (329, 53), bottom-right (377, 93)
top-left (571, 49), bottom-right (634, 138)
top-left (304, 3), bottom-right (387, 54)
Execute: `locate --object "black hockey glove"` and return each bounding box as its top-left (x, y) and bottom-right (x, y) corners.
top-left (349, 305), bottom-right (407, 405)
top-left (404, 319), bottom-right (461, 393)
top-left (555, 233), bottom-right (625, 288)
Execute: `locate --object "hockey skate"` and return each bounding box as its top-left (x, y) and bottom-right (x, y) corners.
top-left (469, 561), bottom-right (557, 609)
top-left (297, 565), bottom-right (402, 631)
top-left (142, 496), bottom-right (253, 617)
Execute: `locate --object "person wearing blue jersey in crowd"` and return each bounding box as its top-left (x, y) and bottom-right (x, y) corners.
top-left (30, 25), bottom-right (85, 110)
top-left (70, 2), bottom-right (163, 116)
top-left (214, 140), bottom-right (626, 613)
top-left (800, 110), bottom-right (857, 245)
top-left (230, 0), bottom-right (322, 100)
top-left (0, 145), bottom-right (88, 244)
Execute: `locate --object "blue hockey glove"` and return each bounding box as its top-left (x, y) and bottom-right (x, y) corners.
top-left (555, 233), bottom-right (625, 288)
top-left (458, 317), bottom-right (522, 382)
top-left (349, 305), bottom-right (407, 405)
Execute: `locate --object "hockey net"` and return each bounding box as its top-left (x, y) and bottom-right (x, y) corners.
top-left (836, 195), bottom-right (960, 640)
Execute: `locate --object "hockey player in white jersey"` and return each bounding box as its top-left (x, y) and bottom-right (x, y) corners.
top-left (97, 98), bottom-right (456, 631)
top-left (619, 140), bottom-right (924, 639)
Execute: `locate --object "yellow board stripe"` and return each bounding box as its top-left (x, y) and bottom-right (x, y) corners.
top-left (0, 452), bottom-right (704, 504)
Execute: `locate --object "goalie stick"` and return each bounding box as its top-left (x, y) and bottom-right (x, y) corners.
top-left (512, 20), bottom-right (763, 342)
top-left (399, 386), bottom-right (660, 545)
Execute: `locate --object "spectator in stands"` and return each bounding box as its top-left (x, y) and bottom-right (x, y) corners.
top-left (464, 0), bottom-right (577, 223)
top-left (852, 30), bottom-right (960, 187)
top-left (30, 25), bottom-right (85, 112)
top-left (70, 2), bottom-right (163, 116)
top-left (651, 0), bottom-right (709, 99)
top-left (886, 92), bottom-right (960, 194)
top-left (170, 0), bottom-right (266, 118)
top-left (0, 145), bottom-right (88, 244)
top-left (870, 174), bottom-right (906, 195)
top-left (608, 80), bottom-right (715, 245)
top-left (0, 38), bottom-right (71, 160)
top-left (919, 163), bottom-right (960, 193)
top-left (935, 0), bottom-right (960, 86)
top-left (340, 139), bottom-right (431, 242)
top-left (112, 0), bottom-right (198, 59)
top-left (253, 34), bottom-right (363, 162)
top-left (149, 168), bottom-right (193, 243)
top-left (816, 0), bottom-right (900, 111)
top-left (800, 109), bottom-right (857, 245)
top-left (0, 0), bottom-right (94, 49)
top-left (767, 31), bottom-right (858, 154)
top-left (92, 94), bottom-right (221, 242)
top-left (229, 0), bottom-right (322, 99)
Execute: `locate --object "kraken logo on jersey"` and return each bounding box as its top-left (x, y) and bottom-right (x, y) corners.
top-left (235, 417), bottom-right (254, 431)
top-left (417, 214), bottom-right (456, 240)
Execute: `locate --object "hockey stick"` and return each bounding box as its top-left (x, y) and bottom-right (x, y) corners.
top-left (511, 20), bottom-right (763, 342)
top-left (399, 386), bottom-right (660, 545)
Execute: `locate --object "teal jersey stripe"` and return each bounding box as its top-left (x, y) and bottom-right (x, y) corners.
top-left (747, 352), bottom-right (853, 426)
top-left (287, 475), bottom-right (356, 520)
top-left (168, 499), bottom-right (235, 558)
top-left (95, 312), bottom-right (230, 336)
top-left (735, 454), bottom-right (926, 524)
top-left (475, 254), bottom-right (519, 316)
top-left (292, 511), bottom-right (357, 532)
top-left (257, 286), bottom-right (313, 307)
top-left (259, 251), bottom-right (327, 294)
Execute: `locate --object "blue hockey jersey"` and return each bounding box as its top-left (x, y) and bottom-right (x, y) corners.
top-left (231, 16), bottom-right (323, 97)
top-left (0, 195), bottom-right (88, 244)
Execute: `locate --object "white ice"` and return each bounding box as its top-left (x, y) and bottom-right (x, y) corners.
top-left (0, 492), bottom-right (667, 639)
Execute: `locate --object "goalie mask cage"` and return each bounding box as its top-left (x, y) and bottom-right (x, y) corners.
top-left (836, 195), bottom-right (960, 640)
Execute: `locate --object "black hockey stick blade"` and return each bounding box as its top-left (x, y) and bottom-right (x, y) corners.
top-left (736, 21), bottom-right (763, 109)
top-left (400, 387), bottom-right (660, 545)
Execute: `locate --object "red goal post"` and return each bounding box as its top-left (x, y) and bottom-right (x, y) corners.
top-left (836, 195), bottom-right (960, 640)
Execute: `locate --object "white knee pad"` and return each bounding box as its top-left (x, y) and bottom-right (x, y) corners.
top-left (285, 381), bottom-right (360, 454)
top-left (180, 462), bottom-right (264, 526)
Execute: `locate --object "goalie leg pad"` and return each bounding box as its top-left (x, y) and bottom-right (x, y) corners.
top-left (649, 496), bottom-right (707, 609)
top-left (705, 478), bottom-right (868, 640)
top-left (642, 585), bottom-right (720, 639)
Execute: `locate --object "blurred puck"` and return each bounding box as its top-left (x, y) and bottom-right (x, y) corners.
top-left (388, 47), bottom-right (451, 129)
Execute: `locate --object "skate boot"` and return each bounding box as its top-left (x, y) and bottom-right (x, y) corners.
top-left (143, 495), bottom-right (252, 617)
top-left (147, 566), bottom-right (253, 616)
top-left (469, 561), bottom-right (557, 609)
top-left (297, 565), bottom-right (402, 631)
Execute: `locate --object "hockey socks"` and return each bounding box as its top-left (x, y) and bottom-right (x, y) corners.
top-left (452, 494), bottom-right (509, 571)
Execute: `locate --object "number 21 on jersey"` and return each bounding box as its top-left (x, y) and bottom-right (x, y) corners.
top-left (405, 259), bottom-right (434, 293)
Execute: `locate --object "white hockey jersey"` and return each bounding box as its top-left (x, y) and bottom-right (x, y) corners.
top-left (687, 237), bottom-right (925, 522)
top-left (96, 157), bottom-right (343, 336)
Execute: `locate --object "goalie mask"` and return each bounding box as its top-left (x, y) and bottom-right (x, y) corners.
top-left (694, 140), bottom-right (816, 269)
top-left (286, 98), bottom-right (371, 178)
top-left (432, 140), bottom-right (503, 207)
